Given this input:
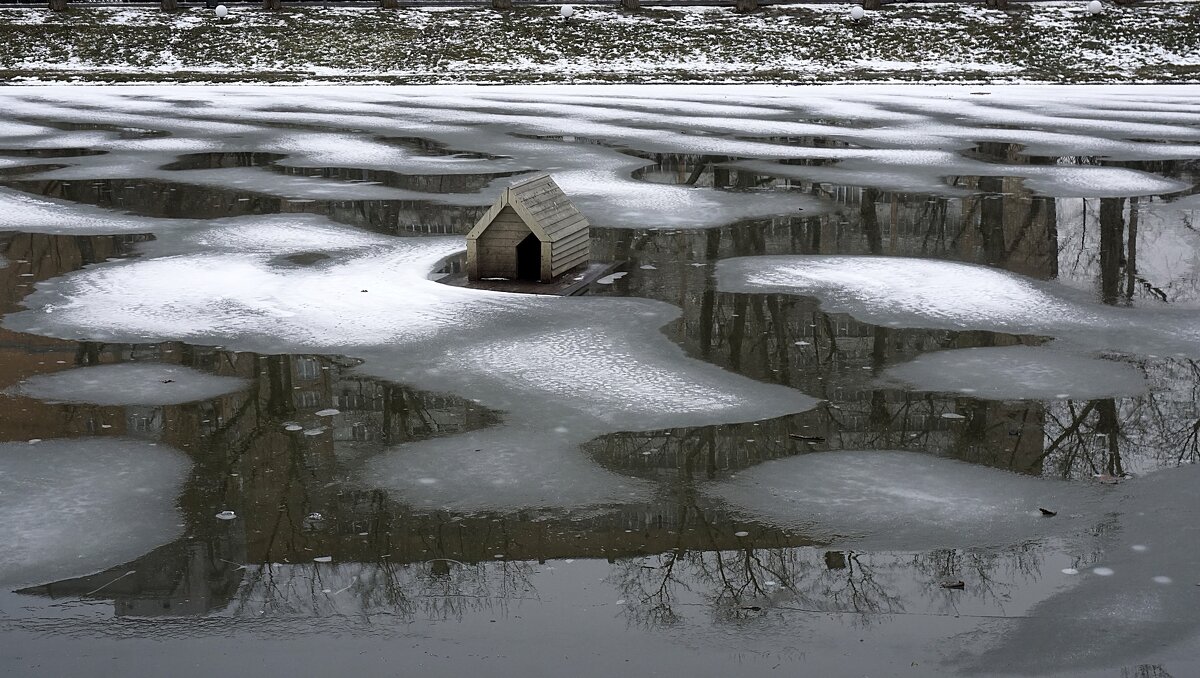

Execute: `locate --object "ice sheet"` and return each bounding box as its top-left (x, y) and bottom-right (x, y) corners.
top-left (10, 363), bottom-right (247, 406)
top-left (362, 427), bottom-right (652, 513)
top-left (959, 462), bottom-right (1200, 673)
top-left (707, 451), bottom-right (1104, 550)
top-left (5, 85), bottom-right (1194, 232)
top-left (0, 438), bottom-right (191, 590)
top-left (881, 346), bottom-right (1148, 400)
top-left (0, 186), bottom-right (176, 234)
top-left (716, 255), bottom-right (1200, 357)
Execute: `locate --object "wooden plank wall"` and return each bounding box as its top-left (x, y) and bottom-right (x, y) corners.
top-left (472, 206), bottom-right (532, 279)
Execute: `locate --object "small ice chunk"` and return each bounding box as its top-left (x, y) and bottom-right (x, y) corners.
top-left (315, 408), bottom-right (340, 417)
top-left (313, 556), bottom-right (332, 563)
top-left (596, 272), bottom-right (628, 285)
top-left (1152, 576), bottom-right (1173, 584)
top-left (1092, 567), bottom-right (1115, 576)
top-left (734, 531), bottom-right (750, 538)
top-left (941, 413), bottom-right (966, 420)
top-left (215, 510), bottom-right (237, 520)
top-left (284, 423), bottom-right (304, 432)
top-left (1062, 568), bottom-right (1080, 575)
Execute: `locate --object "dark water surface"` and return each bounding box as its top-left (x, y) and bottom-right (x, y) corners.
top-left (1, 87), bottom-right (1198, 678)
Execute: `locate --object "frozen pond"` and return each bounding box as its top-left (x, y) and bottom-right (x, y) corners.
top-left (1, 85), bottom-right (1199, 678)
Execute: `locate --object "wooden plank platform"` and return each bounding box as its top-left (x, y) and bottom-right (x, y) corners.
top-left (438, 261), bottom-right (621, 297)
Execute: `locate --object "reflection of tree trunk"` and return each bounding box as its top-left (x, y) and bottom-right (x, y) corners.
top-left (767, 295), bottom-right (790, 386)
top-left (704, 427), bottom-right (717, 480)
top-left (1125, 197), bottom-right (1139, 301)
top-left (871, 325), bottom-right (887, 370)
top-left (735, 0), bottom-right (757, 12)
top-left (713, 160), bottom-right (730, 189)
top-left (262, 0), bottom-right (282, 9)
top-left (861, 188), bottom-right (881, 254)
top-left (699, 228), bottom-right (720, 360)
top-left (381, 0), bottom-right (398, 8)
top-left (619, 0), bottom-right (640, 10)
top-left (985, 0), bottom-right (1008, 8)
top-left (1095, 398), bottom-right (1123, 476)
top-left (160, 0), bottom-right (178, 10)
top-left (978, 177), bottom-right (1005, 266)
top-left (862, 0), bottom-right (880, 9)
top-left (491, 0), bottom-right (512, 8)
top-left (1041, 196), bottom-right (1059, 279)
top-left (49, 0), bottom-right (67, 10)
top-left (265, 356), bottom-right (294, 416)
top-left (1099, 197), bottom-right (1126, 305)
top-left (729, 295), bottom-right (748, 370)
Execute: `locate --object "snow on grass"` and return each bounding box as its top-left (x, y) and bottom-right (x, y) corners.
top-left (0, 3), bottom-right (1197, 84)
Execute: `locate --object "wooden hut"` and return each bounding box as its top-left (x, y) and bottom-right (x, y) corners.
top-left (466, 173), bottom-right (590, 282)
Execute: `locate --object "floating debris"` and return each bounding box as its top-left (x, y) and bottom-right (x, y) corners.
top-left (1039, 508), bottom-right (1057, 517)
top-left (940, 580), bottom-right (966, 590)
top-left (788, 433), bottom-right (826, 443)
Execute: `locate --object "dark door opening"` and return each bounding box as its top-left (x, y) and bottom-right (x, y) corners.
top-left (516, 233), bottom-right (541, 281)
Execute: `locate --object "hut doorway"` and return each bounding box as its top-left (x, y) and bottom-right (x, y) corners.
top-left (516, 233), bottom-right (541, 281)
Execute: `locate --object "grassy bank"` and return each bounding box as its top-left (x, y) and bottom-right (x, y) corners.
top-left (0, 2), bottom-right (1197, 84)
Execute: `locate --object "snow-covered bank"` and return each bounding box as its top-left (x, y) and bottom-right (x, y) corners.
top-left (0, 2), bottom-right (1197, 84)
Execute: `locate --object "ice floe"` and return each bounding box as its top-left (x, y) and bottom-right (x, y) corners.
top-left (5, 213), bottom-right (819, 511)
top-left (707, 451), bottom-right (1104, 550)
top-left (0, 186), bottom-right (174, 234)
top-left (9, 363), bottom-right (247, 406)
top-left (960, 461), bottom-right (1200, 673)
top-left (4, 86), bottom-right (1194, 232)
top-left (881, 346), bottom-right (1148, 400)
top-left (716, 255), bottom-right (1200, 357)
top-left (0, 438), bottom-right (191, 589)
top-left (362, 427), bottom-right (653, 513)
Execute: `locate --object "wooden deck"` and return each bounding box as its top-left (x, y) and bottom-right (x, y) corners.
top-left (438, 261), bottom-right (620, 296)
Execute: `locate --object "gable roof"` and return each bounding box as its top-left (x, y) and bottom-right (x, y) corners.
top-left (466, 173), bottom-right (589, 243)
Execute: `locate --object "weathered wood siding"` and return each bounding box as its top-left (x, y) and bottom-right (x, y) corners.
top-left (474, 206), bottom-right (532, 279)
top-left (467, 173), bottom-right (590, 282)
